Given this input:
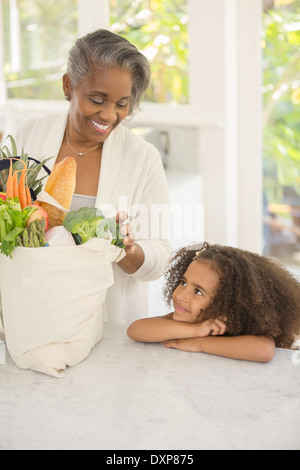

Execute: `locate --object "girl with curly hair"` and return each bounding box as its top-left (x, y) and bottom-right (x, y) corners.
top-left (127, 243), bottom-right (300, 362)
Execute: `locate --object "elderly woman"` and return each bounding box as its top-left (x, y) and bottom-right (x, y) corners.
top-left (15, 29), bottom-right (171, 325)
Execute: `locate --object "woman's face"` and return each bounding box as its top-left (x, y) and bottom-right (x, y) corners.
top-left (64, 66), bottom-right (133, 144)
top-left (172, 260), bottom-right (220, 323)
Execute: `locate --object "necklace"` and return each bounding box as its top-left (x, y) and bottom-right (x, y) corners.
top-left (66, 131), bottom-right (102, 157)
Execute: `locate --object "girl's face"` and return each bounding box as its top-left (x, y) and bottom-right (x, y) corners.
top-left (172, 260), bottom-right (220, 323)
top-left (63, 66), bottom-right (133, 145)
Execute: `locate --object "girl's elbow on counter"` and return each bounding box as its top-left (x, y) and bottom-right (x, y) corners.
top-left (255, 336), bottom-right (276, 363)
top-left (127, 320), bottom-right (146, 342)
top-left (127, 323), bottom-right (137, 340)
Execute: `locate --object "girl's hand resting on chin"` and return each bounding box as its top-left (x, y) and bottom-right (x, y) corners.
top-left (194, 318), bottom-right (227, 338)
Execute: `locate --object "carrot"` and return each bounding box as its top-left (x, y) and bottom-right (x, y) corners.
top-left (6, 160), bottom-right (14, 199)
top-left (26, 183), bottom-right (32, 206)
top-left (18, 165), bottom-right (28, 209)
top-left (13, 171), bottom-right (19, 199)
top-left (14, 159), bottom-right (29, 208)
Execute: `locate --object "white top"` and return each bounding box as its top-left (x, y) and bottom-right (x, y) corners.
top-left (70, 194), bottom-right (96, 212)
top-left (15, 111), bottom-right (171, 325)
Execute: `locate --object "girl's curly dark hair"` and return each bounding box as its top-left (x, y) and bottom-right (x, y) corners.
top-left (163, 243), bottom-right (300, 348)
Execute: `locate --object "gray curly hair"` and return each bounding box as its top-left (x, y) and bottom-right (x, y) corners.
top-left (66, 29), bottom-right (151, 116)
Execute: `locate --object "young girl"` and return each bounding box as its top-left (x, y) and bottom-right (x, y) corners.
top-left (127, 243), bottom-right (300, 362)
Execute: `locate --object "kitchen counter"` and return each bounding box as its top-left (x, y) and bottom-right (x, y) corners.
top-left (0, 323), bottom-right (299, 450)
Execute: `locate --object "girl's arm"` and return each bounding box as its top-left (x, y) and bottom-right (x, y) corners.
top-left (127, 314), bottom-right (197, 342)
top-left (164, 335), bottom-right (276, 363)
top-left (127, 315), bottom-right (226, 343)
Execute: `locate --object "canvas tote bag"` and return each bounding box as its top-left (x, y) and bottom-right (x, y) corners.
top-left (0, 238), bottom-right (124, 378)
top-left (0, 297), bottom-right (5, 365)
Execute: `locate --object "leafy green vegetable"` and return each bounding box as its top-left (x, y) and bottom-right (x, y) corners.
top-left (1, 227), bottom-right (24, 257)
top-left (63, 207), bottom-right (104, 244)
top-left (0, 198), bottom-right (37, 257)
top-left (63, 207), bottom-right (125, 248)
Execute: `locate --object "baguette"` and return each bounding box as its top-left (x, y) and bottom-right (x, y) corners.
top-left (40, 157), bottom-right (77, 228)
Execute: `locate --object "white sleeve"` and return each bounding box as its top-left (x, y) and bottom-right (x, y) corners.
top-left (131, 239), bottom-right (171, 282)
top-left (128, 143), bottom-right (172, 282)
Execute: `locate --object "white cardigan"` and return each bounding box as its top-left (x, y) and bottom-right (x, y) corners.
top-left (15, 111), bottom-right (171, 325)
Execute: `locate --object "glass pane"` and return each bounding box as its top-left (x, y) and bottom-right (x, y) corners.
top-left (3, 0), bottom-right (78, 100)
top-left (262, 0), bottom-right (300, 272)
top-left (109, 0), bottom-right (189, 105)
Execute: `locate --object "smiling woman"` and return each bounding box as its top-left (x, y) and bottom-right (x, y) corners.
top-left (59, 67), bottom-right (134, 196)
top-left (54, 30), bottom-right (150, 200)
top-left (65, 29), bottom-right (150, 115)
top-left (14, 29), bottom-right (171, 325)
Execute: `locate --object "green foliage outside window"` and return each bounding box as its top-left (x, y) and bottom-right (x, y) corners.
top-left (3, 0), bottom-right (189, 105)
top-left (3, 0), bottom-right (78, 100)
top-left (262, 0), bottom-right (300, 203)
top-left (109, 0), bottom-right (189, 104)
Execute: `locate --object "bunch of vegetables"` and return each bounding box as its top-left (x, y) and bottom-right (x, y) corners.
top-left (0, 135), bottom-right (125, 257)
top-left (0, 200), bottom-right (125, 258)
top-left (0, 198), bottom-right (46, 257)
top-left (0, 136), bottom-right (52, 257)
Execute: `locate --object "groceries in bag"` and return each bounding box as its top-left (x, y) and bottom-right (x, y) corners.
top-left (0, 146), bottom-right (126, 377)
top-left (0, 152), bottom-right (126, 255)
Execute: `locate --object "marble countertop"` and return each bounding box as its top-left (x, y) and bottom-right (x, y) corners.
top-left (0, 323), bottom-right (299, 450)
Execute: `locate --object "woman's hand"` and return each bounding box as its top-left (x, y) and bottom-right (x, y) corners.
top-left (117, 211), bottom-right (135, 254)
top-left (116, 212), bottom-right (145, 274)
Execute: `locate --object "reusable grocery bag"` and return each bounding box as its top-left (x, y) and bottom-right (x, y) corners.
top-left (0, 238), bottom-right (124, 378)
top-left (0, 303), bottom-right (5, 365)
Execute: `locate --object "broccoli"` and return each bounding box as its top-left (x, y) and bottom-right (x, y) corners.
top-left (63, 207), bottom-right (125, 248)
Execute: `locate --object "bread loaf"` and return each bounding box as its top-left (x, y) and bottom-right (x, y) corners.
top-left (41, 157), bottom-right (77, 228)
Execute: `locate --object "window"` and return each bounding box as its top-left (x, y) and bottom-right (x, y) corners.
top-left (2, 0), bottom-right (78, 100)
top-left (2, 0), bottom-right (189, 105)
top-left (262, 0), bottom-right (300, 268)
top-left (109, 0), bottom-right (189, 105)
